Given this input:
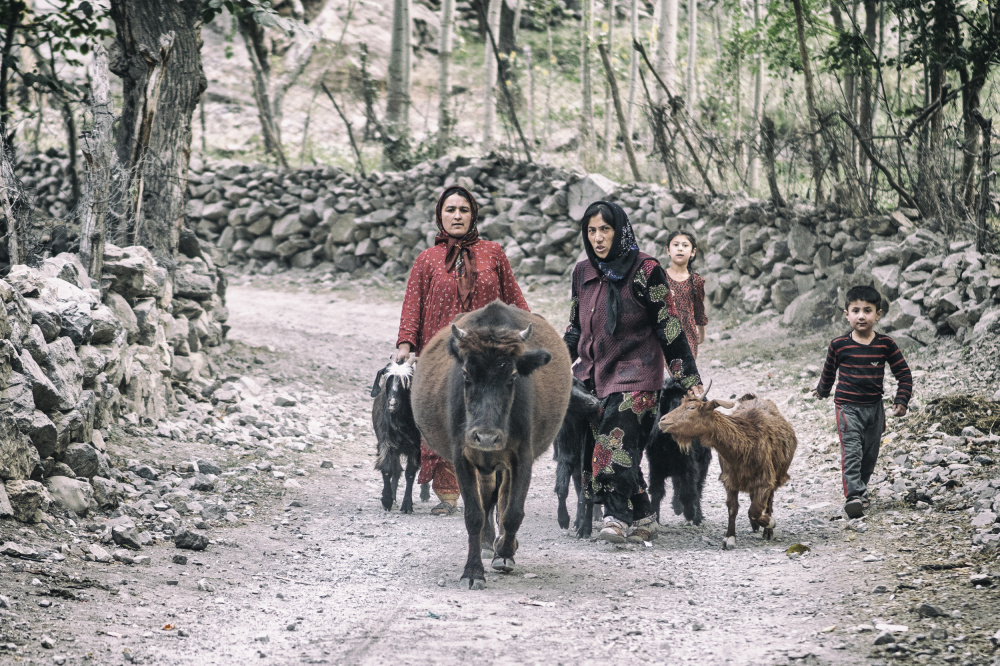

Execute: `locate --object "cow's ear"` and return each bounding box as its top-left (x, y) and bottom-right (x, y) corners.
top-left (370, 369), bottom-right (386, 398)
top-left (447, 335), bottom-right (462, 360)
top-left (515, 349), bottom-right (551, 376)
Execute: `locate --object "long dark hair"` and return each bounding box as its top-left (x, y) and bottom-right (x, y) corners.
top-left (665, 230), bottom-right (699, 270)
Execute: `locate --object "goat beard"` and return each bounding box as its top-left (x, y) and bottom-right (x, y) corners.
top-left (674, 437), bottom-right (693, 454)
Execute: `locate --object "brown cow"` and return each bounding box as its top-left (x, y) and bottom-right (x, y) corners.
top-left (411, 301), bottom-right (572, 589)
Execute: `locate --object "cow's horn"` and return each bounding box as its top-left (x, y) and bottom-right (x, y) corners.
top-left (451, 324), bottom-right (468, 339)
top-left (519, 323), bottom-right (532, 341)
top-left (700, 379), bottom-right (713, 401)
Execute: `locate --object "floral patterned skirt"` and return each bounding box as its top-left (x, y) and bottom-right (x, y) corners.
top-left (583, 389), bottom-right (659, 523)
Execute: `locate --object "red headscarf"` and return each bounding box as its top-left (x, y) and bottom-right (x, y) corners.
top-left (434, 186), bottom-right (480, 310)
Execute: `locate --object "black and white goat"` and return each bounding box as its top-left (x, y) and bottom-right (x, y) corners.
top-left (645, 376), bottom-right (712, 525)
top-left (371, 359), bottom-right (422, 513)
top-left (553, 378), bottom-right (601, 537)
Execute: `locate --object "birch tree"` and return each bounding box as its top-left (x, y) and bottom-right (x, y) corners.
top-left (657, 0), bottom-right (679, 101)
top-left (385, 0), bottom-right (411, 168)
top-left (483, 0), bottom-right (502, 150)
top-left (748, 0), bottom-right (762, 191)
top-left (437, 0), bottom-right (455, 156)
top-left (580, 0), bottom-right (594, 158)
top-left (686, 0), bottom-right (697, 108)
top-left (603, 0), bottom-right (614, 161)
top-left (625, 0), bottom-right (639, 139)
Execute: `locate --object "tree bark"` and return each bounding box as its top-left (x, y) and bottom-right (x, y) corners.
top-left (109, 0), bottom-right (206, 259)
top-left (625, 0), bottom-right (639, 140)
top-left (829, 0), bottom-right (857, 172)
top-left (437, 0), bottom-right (455, 156)
top-left (748, 0), bottom-right (763, 192)
top-left (970, 109), bottom-right (992, 253)
top-left (580, 0), bottom-right (594, 159)
top-left (790, 0), bottom-right (824, 203)
top-left (657, 0), bottom-right (678, 104)
top-left (525, 44), bottom-right (535, 146)
top-left (761, 115), bottom-right (785, 208)
top-left (686, 0), bottom-right (697, 109)
top-left (544, 20), bottom-right (554, 148)
top-left (858, 0), bottom-right (877, 185)
top-left (483, 0), bottom-right (501, 150)
top-left (603, 0), bottom-right (614, 161)
top-left (385, 0), bottom-right (412, 168)
top-left (0, 2), bottom-right (21, 141)
top-left (80, 45), bottom-right (115, 282)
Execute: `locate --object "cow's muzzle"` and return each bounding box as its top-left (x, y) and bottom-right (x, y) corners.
top-left (467, 428), bottom-right (506, 451)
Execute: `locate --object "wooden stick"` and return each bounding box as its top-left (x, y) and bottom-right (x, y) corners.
top-left (321, 81), bottom-right (366, 178)
top-left (476, 2), bottom-right (533, 162)
top-left (597, 42), bottom-right (641, 182)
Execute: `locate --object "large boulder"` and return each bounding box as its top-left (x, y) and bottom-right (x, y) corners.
top-left (3, 479), bottom-right (51, 522)
top-left (173, 267), bottom-right (216, 299)
top-left (871, 264), bottom-right (902, 300)
top-left (58, 301), bottom-right (93, 346)
top-left (782, 288), bottom-right (837, 329)
top-left (40, 337), bottom-right (84, 410)
top-left (19, 349), bottom-right (64, 411)
top-left (0, 481), bottom-right (13, 518)
top-left (787, 224), bottom-right (818, 262)
top-left (0, 413), bottom-right (39, 481)
top-left (43, 476), bottom-right (94, 516)
top-left (89, 304), bottom-right (122, 344)
top-left (881, 298), bottom-right (920, 332)
top-left (27, 299), bottom-right (62, 342)
top-left (39, 253), bottom-right (91, 290)
top-left (568, 174), bottom-right (618, 220)
top-left (104, 292), bottom-right (139, 343)
top-left (60, 442), bottom-right (110, 479)
top-left (102, 245), bottom-right (159, 297)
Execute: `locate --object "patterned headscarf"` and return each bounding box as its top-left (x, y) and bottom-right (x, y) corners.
top-left (434, 186), bottom-right (481, 310)
top-left (581, 200), bottom-right (639, 336)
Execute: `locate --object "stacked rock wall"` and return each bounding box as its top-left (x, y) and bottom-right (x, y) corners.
top-left (0, 243), bottom-right (226, 523)
top-left (187, 155), bottom-right (1000, 347)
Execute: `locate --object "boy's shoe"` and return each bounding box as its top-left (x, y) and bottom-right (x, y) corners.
top-left (844, 497), bottom-right (864, 518)
top-left (627, 516), bottom-right (659, 543)
top-left (599, 518), bottom-right (628, 544)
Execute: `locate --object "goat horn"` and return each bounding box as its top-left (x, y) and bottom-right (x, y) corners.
top-left (451, 324), bottom-right (468, 340)
top-left (700, 379), bottom-right (713, 401)
top-left (519, 323), bottom-right (532, 341)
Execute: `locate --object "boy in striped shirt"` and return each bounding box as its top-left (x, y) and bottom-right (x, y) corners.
top-left (811, 285), bottom-right (913, 518)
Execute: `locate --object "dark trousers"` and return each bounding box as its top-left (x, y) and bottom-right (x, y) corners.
top-left (583, 390), bottom-right (658, 524)
top-left (835, 402), bottom-right (885, 499)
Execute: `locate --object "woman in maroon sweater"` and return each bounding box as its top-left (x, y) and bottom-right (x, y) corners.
top-left (564, 201), bottom-right (701, 543)
top-left (396, 186), bottom-right (529, 515)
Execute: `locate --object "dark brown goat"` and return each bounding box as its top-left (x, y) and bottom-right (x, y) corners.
top-left (659, 391), bottom-right (797, 549)
top-left (411, 301), bottom-right (572, 589)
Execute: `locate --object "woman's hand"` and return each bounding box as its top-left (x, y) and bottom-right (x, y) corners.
top-left (697, 325), bottom-right (706, 345)
top-left (891, 404), bottom-right (907, 417)
top-left (687, 384), bottom-right (704, 399)
top-left (395, 343), bottom-right (412, 363)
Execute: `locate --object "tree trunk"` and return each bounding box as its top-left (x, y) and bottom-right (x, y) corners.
top-left (829, 0), bottom-right (857, 172)
top-left (525, 44), bottom-right (535, 146)
top-left (657, 0), bottom-right (678, 103)
top-left (686, 0), bottom-right (697, 109)
top-left (858, 0), bottom-right (877, 186)
top-left (580, 0), bottom-right (594, 160)
top-left (0, 2), bottom-right (21, 141)
top-left (603, 0), bottom-right (614, 161)
top-left (437, 0), bottom-right (455, 156)
top-left (748, 0), bottom-right (763, 192)
top-left (544, 21), bottom-right (554, 148)
top-left (80, 45), bottom-right (115, 282)
top-left (625, 0), bottom-right (639, 140)
top-left (761, 115), bottom-right (785, 208)
top-left (271, 36), bottom-right (317, 135)
top-left (239, 21), bottom-right (287, 166)
top-left (971, 110), bottom-right (992, 253)
top-left (385, 0), bottom-right (412, 168)
top-left (790, 0), bottom-right (824, 203)
top-left (598, 42), bottom-right (641, 181)
top-left (483, 0), bottom-right (501, 150)
top-left (109, 0), bottom-right (206, 260)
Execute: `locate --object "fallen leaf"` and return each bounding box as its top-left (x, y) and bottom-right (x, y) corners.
top-left (786, 543), bottom-right (811, 555)
top-left (162, 624), bottom-right (174, 631)
top-left (821, 625), bottom-right (836, 633)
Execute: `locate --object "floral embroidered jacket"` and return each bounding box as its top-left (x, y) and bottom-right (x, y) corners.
top-left (564, 253), bottom-right (701, 399)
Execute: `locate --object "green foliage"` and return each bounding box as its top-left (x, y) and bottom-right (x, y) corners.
top-left (201, 0), bottom-right (299, 35)
top-left (760, 0), bottom-right (828, 73)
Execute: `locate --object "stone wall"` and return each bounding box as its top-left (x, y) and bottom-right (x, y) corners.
top-left (0, 241), bottom-right (226, 523)
top-left (187, 156), bottom-right (1000, 347)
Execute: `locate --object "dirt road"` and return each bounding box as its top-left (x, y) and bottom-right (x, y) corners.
top-left (2, 279), bottom-right (996, 665)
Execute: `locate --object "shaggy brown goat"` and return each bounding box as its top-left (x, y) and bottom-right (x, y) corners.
top-left (658, 390), bottom-right (797, 549)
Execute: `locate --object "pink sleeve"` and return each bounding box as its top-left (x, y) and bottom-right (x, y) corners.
top-left (396, 252), bottom-right (428, 349)
top-left (497, 246), bottom-right (530, 312)
top-left (693, 275), bottom-right (709, 326)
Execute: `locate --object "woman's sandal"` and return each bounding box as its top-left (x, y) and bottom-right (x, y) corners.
top-left (431, 501), bottom-right (457, 516)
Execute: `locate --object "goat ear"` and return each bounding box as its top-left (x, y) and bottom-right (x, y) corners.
top-left (707, 399), bottom-right (735, 410)
top-left (446, 335), bottom-right (461, 360)
top-left (370, 369), bottom-right (387, 398)
top-left (515, 349), bottom-right (551, 376)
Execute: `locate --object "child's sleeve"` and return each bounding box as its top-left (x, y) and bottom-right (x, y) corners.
top-left (693, 275), bottom-right (709, 326)
top-left (637, 261), bottom-right (701, 390)
top-left (885, 337), bottom-right (913, 407)
top-left (815, 342), bottom-right (838, 398)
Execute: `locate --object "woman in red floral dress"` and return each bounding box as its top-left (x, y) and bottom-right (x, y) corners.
top-left (395, 185), bottom-right (529, 515)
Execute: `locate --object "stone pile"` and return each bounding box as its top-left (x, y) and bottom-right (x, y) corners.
top-left (12, 148), bottom-right (77, 223)
top-left (0, 242), bottom-right (226, 524)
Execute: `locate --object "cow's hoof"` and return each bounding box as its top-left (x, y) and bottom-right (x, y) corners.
top-left (400, 501), bottom-right (413, 514)
top-left (481, 545), bottom-right (494, 560)
top-left (491, 557), bottom-right (515, 573)
top-left (381, 500), bottom-right (393, 511)
top-left (461, 576), bottom-right (485, 590)
top-left (722, 536), bottom-right (737, 550)
top-left (751, 522), bottom-right (760, 532)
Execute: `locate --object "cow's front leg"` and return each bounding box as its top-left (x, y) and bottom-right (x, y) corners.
top-left (493, 459), bottom-right (531, 572)
top-left (478, 470), bottom-right (498, 560)
top-left (455, 456), bottom-right (486, 589)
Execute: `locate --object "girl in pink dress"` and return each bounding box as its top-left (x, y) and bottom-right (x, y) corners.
top-left (663, 231), bottom-right (709, 359)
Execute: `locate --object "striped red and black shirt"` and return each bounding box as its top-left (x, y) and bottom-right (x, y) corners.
top-left (815, 332), bottom-right (913, 407)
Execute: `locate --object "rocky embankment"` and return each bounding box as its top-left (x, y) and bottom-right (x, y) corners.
top-left (1, 241), bottom-right (226, 532)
